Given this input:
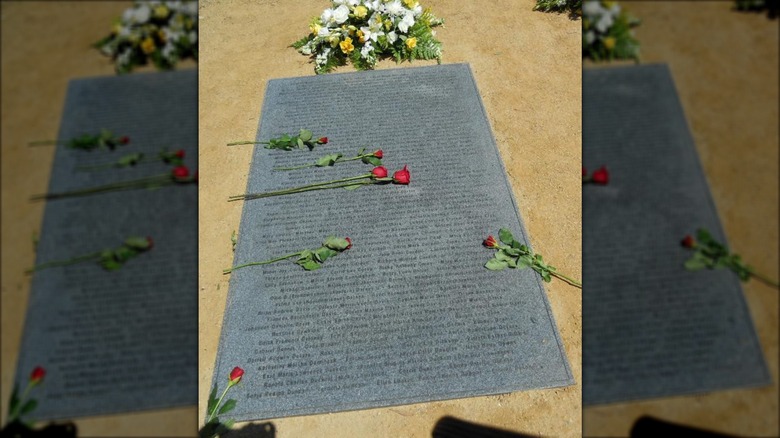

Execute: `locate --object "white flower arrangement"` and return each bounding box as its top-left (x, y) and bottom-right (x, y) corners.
top-left (292, 0), bottom-right (444, 74)
top-left (582, 0), bottom-right (640, 62)
top-left (94, 1), bottom-right (198, 74)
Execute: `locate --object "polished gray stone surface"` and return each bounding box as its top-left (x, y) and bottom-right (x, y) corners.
top-left (214, 64), bottom-right (573, 422)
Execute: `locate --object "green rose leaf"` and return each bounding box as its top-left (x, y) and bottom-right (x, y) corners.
top-left (298, 129), bottom-right (313, 142)
top-left (485, 258), bottom-right (508, 271)
top-left (541, 271), bottom-right (552, 282)
top-left (218, 399), bottom-right (237, 415)
top-left (507, 258), bottom-right (518, 268)
top-left (301, 260), bottom-right (321, 271)
top-left (101, 258), bottom-right (122, 271)
top-left (517, 255), bottom-right (533, 269)
top-left (323, 236), bottom-right (350, 251)
top-left (207, 384), bottom-right (218, 414)
top-left (8, 384), bottom-right (19, 417)
top-left (314, 247), bottom-right (337, 262)
top-left (498, 228), bottom-right (514, 245)
top-left (117, 153), bottom-right (143, 167)
top-left (504, 248), bottom-right (521, 257)
top-left (684, 254), bottom-right (707, 271)
top-left (316, 154), bottom-right (342, 167)
top-left (19, 399), bottom-right (38, 416)
top-left (124, 236), bottom-right (151, 250)
top-left (343, 184), bottom-right (363, 190)
top-left (113, 247), bottom-right (135, 262)
top-left (296, 138), bottom-right (305, 149)
top-left (495, 251), bottom-right (513, 262)
top-left (357, 147), bottom-right (366, 155)
top-left (362, 156), bottom-right (382, 166)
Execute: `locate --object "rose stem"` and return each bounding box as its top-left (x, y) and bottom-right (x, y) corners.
top-left (550, 271), bottom-right (582, 289)
top-left (230, 179), bottom-right (380, 202)
top-left (206, 380), bottom-right (236, 424)
top-left (226, 141), bottom-right (270, 146)
top-left (30, 174), bottom-right (173, 201)
top-left (747, 269), bottom-right (780, 288)
top-left (25, 251), bottom-right (104, 273)
top-left (223, 251), bottom-right (303, 274)
top-left (228, 174), bottom-right (373, 201)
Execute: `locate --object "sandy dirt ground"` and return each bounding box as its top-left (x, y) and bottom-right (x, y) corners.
top-left (198, 0), bottom-right (582, 437)
top-left (583, 2), bottom-right (779, 437)
top-left (1, 2), bottom-right (197, 436)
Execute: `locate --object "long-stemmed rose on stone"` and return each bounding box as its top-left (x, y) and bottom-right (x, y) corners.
top-left (76, 148), bottom-right (186, 171)
top-left (227, 129), bottom-right (328, 151)
top-left (29, 129), bottom-right (130, 151)
top-left (483, 229), bottom-right (582, 288)
top-left (31, 165), bottom-right (197, 201)
top-left (26, 236), bottom-right (154, 273)
top-left (228, 165), bottom-right (409, 201)
top-left (273, 148), bottom-right (383, 171)
top-left (6, 366), bottom-right (45, 425)
top-left (681, 228), bottom-right (779, 288)
top-left (224, 236), bottom-right (352, 274)
top-left (200, 367), bottom-right (244, 438)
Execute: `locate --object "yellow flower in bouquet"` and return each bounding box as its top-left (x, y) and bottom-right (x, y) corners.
top-left (153, 5), bottom-right (170, 19)
top-left (340, 37), bottom-right (355, 54)
top-left (354, 5), bottom-right (368, 19)
top-left (603, 36), bottom-right (616, 50)
top-left (141, 36), bottom-right (156, 54)
top-left (310, 22), bottom-right (321, 35)
top-left (403, 0), bottom-right (418, 8)
top-left (405, 37), bottom-right (417, 49)
top-left (356, 30), bottom-right (366, 43)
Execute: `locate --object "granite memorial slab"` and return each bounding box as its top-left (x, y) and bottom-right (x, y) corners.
top-left (14, 70), bottom-right (198, 419)
top-left (212, 63), bottom-right (574, 421)
top-left (582, 64), bottom-right (771, 405)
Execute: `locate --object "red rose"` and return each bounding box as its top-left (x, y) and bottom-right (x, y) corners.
top-left (374, 149), bottom-right (383, 159)
top-left (118, 136), bottom-right (130, 145)
top-left (345, 237), bottom-right (352, 250)
top-left (172, 166), bottom-right (190, 179)
top-left (681, 235), bottom-right (695, 248)
top-left (174, 149), bottom-right (185, 159)
top-left (229, 366), bottom-right (244, 384)
top-left (483, 235), bottom-right (499, 248)
top-left (392, 165), bottom-right (410, 184)
top-left (591, 166), bottom-right (609, 185)
top-left (371, 166), bottom-right (388, 178)
top-left (318, 137), bottom-right (328, 144)
top-left (146, 236), bottom-right (154, 250)
top-left (30, 366), bottom-right (46, 384)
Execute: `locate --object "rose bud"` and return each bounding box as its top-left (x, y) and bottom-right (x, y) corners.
top-left (392, 165), bottom-right (410, 185)
top-left (30, 366), bottom-right (46, 385)
top-left (681, 235), bottom-right (695, 248)
top-left (118, 136), bottom-right (130, 145)
top-left (374, 149), bottom-right (383, 159)
top-left (174, 149), bottom-right (185, 159)
top-left (371, 166), bottom-right (388, 178)
top-left (591, 166), bottom-right (609, 185)
top-left (318, 137), bottom-right (328, 144)
top-left (172, 165), bottom-right (190, 179)
top-left (229, 366), bottom-right (244, 384)
top-left (345, 237), bottom-right (352, 250)
top-left (483, 235), bottom-right (499, 248)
